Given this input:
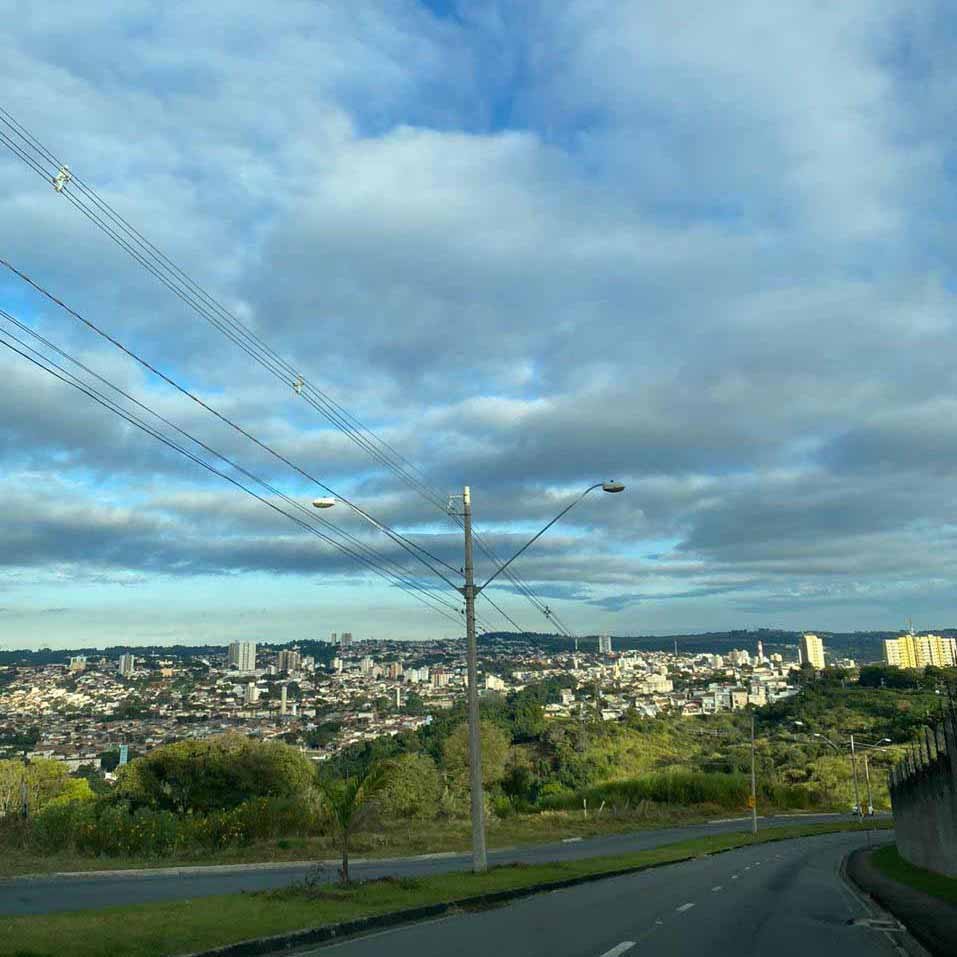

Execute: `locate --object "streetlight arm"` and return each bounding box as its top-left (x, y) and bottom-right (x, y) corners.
top-left (478, 484), bottom-right (603, 591)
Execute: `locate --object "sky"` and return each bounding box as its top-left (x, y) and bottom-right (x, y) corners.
top-left (2, 1), bottom-right (957, 650)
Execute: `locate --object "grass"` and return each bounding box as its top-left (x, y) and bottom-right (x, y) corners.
top-left (1, 820), bottom-right (890, 957)
top-left (0, 804), bottom-right (729, 877)
top-left (871, 843), bottom-right (957, 906)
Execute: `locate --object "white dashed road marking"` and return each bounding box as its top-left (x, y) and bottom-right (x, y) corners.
top-left (676, 902), bottom-right (695, 913)
top-left (711, 885), bottom-right (723, 892)
top-left (598, 942), bottom-right (635, 957)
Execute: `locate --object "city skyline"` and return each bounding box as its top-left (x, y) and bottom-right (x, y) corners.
top-left (5, 2), bottom-right (957, 646)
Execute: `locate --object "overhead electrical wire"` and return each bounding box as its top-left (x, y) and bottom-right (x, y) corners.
top-left (0, 314), bottom-right (500, 632)
top-left (0, 105), bottom-right (569, 635)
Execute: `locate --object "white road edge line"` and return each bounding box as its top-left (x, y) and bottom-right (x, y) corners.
top-left (562, 837), bottom-right (583, 843)
top-left (598, 942), bottom-right (636, 957)
top-left (676, 902), bottom-right (695, 913)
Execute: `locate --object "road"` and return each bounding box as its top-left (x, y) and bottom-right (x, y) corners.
top-left (302, 831), bottom-right (902, 957)
top-left (0, 813), bottom-right (881, 916)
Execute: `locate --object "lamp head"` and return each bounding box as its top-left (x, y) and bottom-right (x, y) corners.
top-left (601, 481), bottom-right (625, 493)
top-left (312, 498), bottom-right (337, 509)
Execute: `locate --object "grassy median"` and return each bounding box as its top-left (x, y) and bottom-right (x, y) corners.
top-left (871, 843), bottom-right (957, 906)
top-left (2, 821), bottom-right (889, 957)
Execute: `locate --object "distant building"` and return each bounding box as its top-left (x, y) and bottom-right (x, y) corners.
top-left (340, 632), bottom-right (353, 648)
top-left (278, 650), bottom-right (301, 673)
top-left (485, 674), bottom-right (506, 691)
top-left (386, 661), bottom-right (403, 680)
top-left (360, 656), bottom-right (375, 676)
top-left (118, 654), bottom-right (135, 678)
top-left (598, 635), bottom-right (612, 654)
top-left (244, 682), bottom-right (260, 705)
top-left (432, 667), bottom-right (449, 689)
top-left (798, 634), bottom-right (825, 670)
top-left (883, 634), bottom-right (957, 669)
top-left (756, 640), bottom-right (765, 661)
top-left (330, 633), bottom-right (337, 644)
top-left (68, 656), bottom-right (86, 672)
top-left (331, 657), bottom-right (343, 673)
top-left (228, 642), bottom-right (257, 672)
top-left (280, 684), bottom-right (287, 716)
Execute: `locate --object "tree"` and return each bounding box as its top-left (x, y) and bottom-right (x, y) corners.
top-left (114, 734), bottom-right (315, 813)
top-left (317, 763), bottom-right (390, 883)
top-left (379, 753), bottom-right (442, 820)
top-left (443, 720), bottom-right (510, 792)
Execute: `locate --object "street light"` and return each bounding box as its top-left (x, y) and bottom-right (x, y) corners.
top-left (457, 480), bottom-right (625, 872)
top-left (314, 479), bottom-right (626, 874)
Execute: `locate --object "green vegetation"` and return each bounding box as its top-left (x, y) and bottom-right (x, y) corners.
top-left (0, 671), bottom-right (940, 876)
top-left (316, 762), bottom-right (390, 882)
top-left (872, 844), bottom-right (957, 906)
top-left (0, 821), bottom-right (888, 957)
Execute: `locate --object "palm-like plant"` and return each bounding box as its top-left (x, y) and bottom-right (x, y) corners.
top-left (317, 763), bottom-right (390, 884)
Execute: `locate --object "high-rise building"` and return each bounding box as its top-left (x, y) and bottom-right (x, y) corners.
top-left (432, 667), bottom-right (448, 689)
top-left (228, 641), bottom-right (257, 672)
top-left (883, 634), bottom-right (957, 669)
top-left (118, 654), bottom-right (135, 677)
top-left (798, 633), bottom-right (826, 670)
top-left (330, 632), bottom-right (337, 644)
top-left (756, 640), bottom-right (765, 662)
top-left (278, 650), bottom-right (301, 673)
top-left (244, 681), bottom-right (260, 705)
top-left (340, 632), bottom-right (353, 647)
top-left (68, 656), bottom-right (87, 672)
top-left (332, 656), bottom-right (343, 673)
top-left (386, 661), bottom-right (403, 680)
top-left (598, 635), bottom-right (612, 654)
top-left (360, 656), bottom-right (375, 676)
top-left (280, 684), bottom-right (288, 716)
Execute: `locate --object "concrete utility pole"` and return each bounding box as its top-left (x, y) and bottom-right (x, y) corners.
top-left (849, 734), bottom-right (863, 820)
top-left (461, 486), bottom-right (487, 873)
top-left (750, 713), bottom-right (758, 835)
top-left (863, 752), bottom-right (873, 816)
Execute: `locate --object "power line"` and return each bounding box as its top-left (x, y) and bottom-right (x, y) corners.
top-left (0, 318), bottom-right (495, 631)
top-left (0, 258), bottom-right (462, 591)
top-left (0, 106), bottom-right (558, 635)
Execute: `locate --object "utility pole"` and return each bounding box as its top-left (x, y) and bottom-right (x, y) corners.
top-left (849, 733), bottom-right (863, 821)
top-left (750, 712), bottom-right (758, 835)
top-left (19, 747), bottom-right (29, 820)
top-left (862, 752), bottom-right (873, 816)
top-left (460, 486), bottom-right (487, 873)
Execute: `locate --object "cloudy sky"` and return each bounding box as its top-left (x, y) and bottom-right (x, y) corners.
top-left (1, 1), bottom-right (955, 650)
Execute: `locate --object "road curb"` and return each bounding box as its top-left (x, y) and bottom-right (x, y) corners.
top-left (844, 845), bottom-right (956, 957)
top-left (0, 851), bottom-right (470, 884)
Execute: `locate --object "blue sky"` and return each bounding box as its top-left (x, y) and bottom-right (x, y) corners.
top-left (2, 1), bottom-right (957, 649)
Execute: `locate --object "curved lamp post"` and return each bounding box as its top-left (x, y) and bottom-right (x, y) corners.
top-left (314, 479), bottom-right (626, 872)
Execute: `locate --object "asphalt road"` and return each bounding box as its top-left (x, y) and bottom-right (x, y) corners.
top-left (0, 813), bottom-right (882, 917)
top-left (301, 831), bottom-right (903, 957)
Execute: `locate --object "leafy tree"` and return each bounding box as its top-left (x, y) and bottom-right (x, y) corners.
top-left (379, 753), bottom-right (442, 819)
top-left (0, 758), bottom-right (91, 816)
top-left (317, 763), bottom-right (390, 883)
top-left (114, 734), bottom-right (314, 814)
top-left (443, 720), bottom-right (510, 792)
